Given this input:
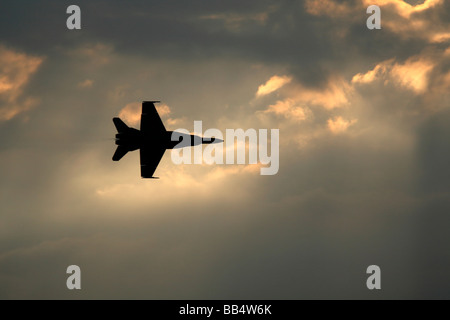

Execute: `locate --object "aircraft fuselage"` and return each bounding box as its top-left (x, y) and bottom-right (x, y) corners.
top-left (115, 130), bottom-right (219, 151)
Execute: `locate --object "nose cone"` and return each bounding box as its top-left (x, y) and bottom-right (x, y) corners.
top-left (202, 137), bottom-right (223, 144)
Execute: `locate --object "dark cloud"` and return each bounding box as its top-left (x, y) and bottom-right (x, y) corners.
top-left (0, 0), bottom-right (449, 299)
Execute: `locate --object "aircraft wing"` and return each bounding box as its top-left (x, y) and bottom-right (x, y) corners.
top-left (141, 101), bottom-right (166, 135)
top-left (140, 145), bottom-right (165, 178)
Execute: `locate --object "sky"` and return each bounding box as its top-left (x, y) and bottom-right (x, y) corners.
top-left (0, 0), bottom-right (449, 299)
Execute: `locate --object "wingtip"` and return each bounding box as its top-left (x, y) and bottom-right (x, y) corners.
top-left (142, 100), bottom-right (161, 104)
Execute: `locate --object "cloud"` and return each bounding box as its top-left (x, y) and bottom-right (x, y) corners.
top-left (77, 79), bottom-right (93, 88)
top-left (364, 0), bottom-right (442, 18)
top-left (118, 102), bottom-right (141, 126)
top-left (306, 0), bottom-right (449, 47)
top-left (273, 76), bottom-right (352, 111)
top-left (352, 56), bottom-right (435, 94)
top-left (390, 57), bottom-right (435, 94)
top-left (95, 163), bottom-right (261, 201)
top-left (118, 102), bottom-right (173, 127)
top-left (0, 97), bottom-right (38, 122)
top-left (256, 75), bottom-right (292, 97)
top-left (430, 32), bottom-right (450, 43)
top-left (351, 59), bottom-right (394, 84)
top-left (293, 78), bottom-right (352, 110)
top-left (156, 104), bottom-right (171, 117)
top-left (327, 116), bottom-right (357, 134)
top-left (0, 45), bottom-right (43, 121)
top-left (257, 76), bottom-right (352, 133)
top-left (69, 43), bottom-right (114, 66)
top-left (200, 11), bottom-right (269, 32)
top-left (361, 0), bottom-right (448, 43)
top-left (305, 0), bottom-right (354, 17)
top-left (1, 0), bottom-right (450, 300)
top-left (263, 99), bottom-right (310, 121)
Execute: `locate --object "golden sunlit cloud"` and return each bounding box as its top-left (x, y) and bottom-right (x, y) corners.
top-left (430, 33), bottom-right (450, 43)
top-left (351, 59), bottom-right (394, 84)
top-left (327, 116), bottom-right (357, 134)
top-left (362, 0), bottom-right (446, 43)
top-left (255, 75), bottom-right (356, 150)
top-left (390, 57), bottom-right (434, 94)
top-left (156, 103), bottom-right (171, 116)
top-left (94, 163), bottom-right (260, 205)
top-left (118, 102), bottom-right (141, 126)
top-left (258, 76), bottom-right (351, 130)
top-left (298, 80), bottom-right (351, 110)
top-left (256, 75), bottom-right (292, 97)
top-left (283, 77), bottom-right (352, 110)
top-left (206, 164), bottom-right (262, 180)
top-left (363, 0), bottom-right (442, 18)
top-left (307, 0), bottom-right (447, 44)
top-left (263, 99), bottom-right (310, 121)
top-left (0, 45), bottom-right (43, 121)
top-left (352, 56), bottom-right (435, 94)
top-left (118, 101), bottom-right (173, 126)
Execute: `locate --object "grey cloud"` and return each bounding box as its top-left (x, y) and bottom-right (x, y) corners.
top-left (0, 0), bottom-right (449, 299)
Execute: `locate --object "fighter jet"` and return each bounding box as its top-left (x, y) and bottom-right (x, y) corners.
top-left (112, 101), bottom-right (223, 178)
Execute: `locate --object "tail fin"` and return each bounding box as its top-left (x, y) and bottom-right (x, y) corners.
top-left (113, 117), bottom-right (129, 133)
top-left (112, 146), bottom-right (129, 161)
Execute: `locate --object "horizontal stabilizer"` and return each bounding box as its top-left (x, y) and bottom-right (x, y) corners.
top-left (113, 117), bottom-right (129, 133)
top-left (112, 146), bottom-right (129, 161)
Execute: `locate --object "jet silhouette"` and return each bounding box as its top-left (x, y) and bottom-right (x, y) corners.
top-left (113, 101), bottom-right (223, 178)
